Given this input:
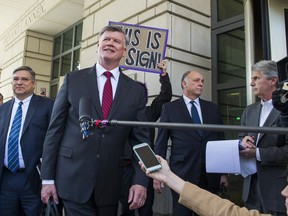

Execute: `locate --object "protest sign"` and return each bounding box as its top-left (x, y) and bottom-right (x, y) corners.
top-left (109, 21), bottom-right (169, 74)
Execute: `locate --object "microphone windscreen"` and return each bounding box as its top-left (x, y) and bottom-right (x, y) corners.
top-left (79, 97), bottom-right (92, 121)
top-left (277, 56), bottom-right (288, 83)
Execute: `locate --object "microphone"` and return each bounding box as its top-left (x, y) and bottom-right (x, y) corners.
top-left (79, 97), bottom-right (93, 139)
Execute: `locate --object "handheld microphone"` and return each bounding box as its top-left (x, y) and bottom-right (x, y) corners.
top-left (79, 97), bottom-right (93, 140)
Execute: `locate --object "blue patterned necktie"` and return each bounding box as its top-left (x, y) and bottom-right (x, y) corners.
top-left (102, 71), bottom-right (113, 119)
top-left (190, 101), bottom-right (203, 136)
top-left (7, 101), bottom-right (23, 173)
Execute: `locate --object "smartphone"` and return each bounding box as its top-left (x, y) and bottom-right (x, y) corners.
top-left (133, 143), bottom-right (162, 172)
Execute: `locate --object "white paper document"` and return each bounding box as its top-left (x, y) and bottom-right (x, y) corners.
top-left (205, 140), bottom-right (257, 177)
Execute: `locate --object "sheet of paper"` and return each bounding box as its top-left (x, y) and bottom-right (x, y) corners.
top-left (205, 140), bottom-right (257, 177)
top-left (239, 157), bottom-right (257, 178)
top-left (206, 140), bottom-right (241, 174)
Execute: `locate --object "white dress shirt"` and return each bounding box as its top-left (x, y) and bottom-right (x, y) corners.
top-left (4, 95), bottom-right (32, 168)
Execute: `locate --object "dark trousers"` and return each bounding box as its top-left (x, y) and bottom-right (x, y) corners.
top-left (62, 196), bottom-right (118, 216)
top-left (0, 168), bottom-right (41, 216)
top-left (245, 174), bottom-right (286, 216)
top-left (171, 190), bottom-right (194, 216)
top-left (245, 174), bottom-right (262, 212)
top-left (120, 163), bottom-right (154, 216)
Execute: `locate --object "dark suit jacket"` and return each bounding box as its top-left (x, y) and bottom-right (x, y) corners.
top-left (239, 101), bottom-right (288, 213)
top-left (155, 97), bottom-right (224, 191)
top-left (41, 65), bottom-right (150, 205)
top-left (123, 74), bottom-right (172, 159)
top-left (0, 94), bottom-right (54, 193)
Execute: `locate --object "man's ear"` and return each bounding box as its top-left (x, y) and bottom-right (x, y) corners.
top-left (182, 80), bottom-right (187, 89)
top-left (271, 76), bottom-right (278, 86)
top-left (122, 47), bottom-right (127, 57)
top-left (96, 43), bottom-right (99, 53)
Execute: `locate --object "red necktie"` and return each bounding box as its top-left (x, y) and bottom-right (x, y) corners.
top-left (102, 71), bottom-right (113, 119)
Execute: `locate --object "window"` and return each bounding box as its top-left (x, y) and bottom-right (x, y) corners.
top-left (217, 28), bottom-right (245, 84)
top-left (211, 0), bottom-right (245, 140)
top-left (217, 0), bottom-right (244, 21)
top-left (50, 22), bottom-right (83, 98)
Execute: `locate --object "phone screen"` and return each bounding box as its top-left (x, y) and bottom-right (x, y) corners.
top-left (133, 143), bottom-right (161, 172)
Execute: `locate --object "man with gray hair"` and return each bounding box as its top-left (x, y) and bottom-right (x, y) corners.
top-left (239, 60), bottom-right (288, 215)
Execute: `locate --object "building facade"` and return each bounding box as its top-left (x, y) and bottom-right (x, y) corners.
top-left (0, 0), bottom-right (287, 214)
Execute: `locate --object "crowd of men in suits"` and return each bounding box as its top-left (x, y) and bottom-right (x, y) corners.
top-left (0, 25), bottom-right (287, 216)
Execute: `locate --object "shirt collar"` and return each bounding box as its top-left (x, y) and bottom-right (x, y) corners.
top-left (261, 99), bottom-right (272, 106)
top-left (14, 94), bottom-right (33, 105)
top-left (183, 95), bottom-right (200, 106)
top-left (96, 63), bottom-right (120, 81)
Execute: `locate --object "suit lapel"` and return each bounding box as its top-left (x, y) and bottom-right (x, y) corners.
top-left (263, 108), bottom-right (280, 127)
top-left (199, 99), bottom-right (208, 124)
top-left (258, 108), bottom-right (280, 141)
top-left (0, 100), bottom-right (14, 148)
top-left (22, 94), bottom-right (39, 135)
top-left (179, 97), bottom-right (193, 122)
top-left (253, 102), bottom-right (262, 127)
top-left (83, 66), bottom-right (102, 118)
top-left (108, 71), bottom-right (130, 118)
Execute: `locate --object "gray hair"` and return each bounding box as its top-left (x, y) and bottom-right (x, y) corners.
top-left (99, 25), bottom-right (128, 47)
top-left (251, 60), bottom-right (278, 80)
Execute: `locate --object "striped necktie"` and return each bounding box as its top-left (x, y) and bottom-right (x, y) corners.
top-left (190, 101), bottom-right (203, 136)
top-left (7, 101), bottom-right (23, 173)
top-left (102, 71), bottom-right (113, 119)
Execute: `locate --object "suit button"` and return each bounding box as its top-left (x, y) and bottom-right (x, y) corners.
top-left (96, 154), bottom-right (100, 158)
top-left (102, 134), bottom-right (105, 138)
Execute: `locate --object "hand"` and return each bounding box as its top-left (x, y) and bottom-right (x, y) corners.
top-left (220, 174), bottom-right (229, 188)
top-left (240, 136), bottom-right (256, 149)
top-left (239, 147), bottom-right (256, 159)
top-left (272, 88), bottom-right (288, 113)
top-left (140, 155), bottom-right (186, 196)
top-left (157, 60), bottom-right (167, 76)
top-left (41, 184), bottom-right (59, 204)
top-left (153, 179), bottom-right (164, 194)
top-left (139, 155), bottom-right (168, 193)
top-left (128, 184), bottom-right (147, 210)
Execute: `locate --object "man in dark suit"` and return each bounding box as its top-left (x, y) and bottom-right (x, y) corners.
top-left (0, 66), bottom-right (54, 216)
top-left (154, 70), bottom-right (228, 216)
top-left (239, 60), bottom-right (287, 215)
top-left (40, 25), bottom-right (150, 216)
